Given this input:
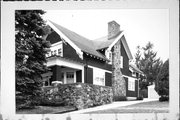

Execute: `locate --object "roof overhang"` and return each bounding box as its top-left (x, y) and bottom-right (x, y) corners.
top-left (47, 20), bottom-right (83, 60)
top-left (107, 31), bottom-right (133, 60)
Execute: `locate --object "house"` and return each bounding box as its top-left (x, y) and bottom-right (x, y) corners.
top-left (42, 20), bottom-right (143, 98)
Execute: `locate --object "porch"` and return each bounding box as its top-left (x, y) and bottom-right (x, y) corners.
top-left (42, 56), bottom-right (85, 86)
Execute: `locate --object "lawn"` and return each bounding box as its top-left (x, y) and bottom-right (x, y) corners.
top-left (16, 106), bottom-right (76, 114)
top-left (85, 100), bottom-right (169, 114)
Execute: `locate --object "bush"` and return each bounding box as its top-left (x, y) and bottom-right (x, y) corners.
top-left (140, 89), bottom-right (148, 98)
top-left (16, 95), bottom-right (35, 110)
top-left (16, 91), bottom-right (42, 110)
top-left (136, 96), bottom-right (144, 100)
top-left (159, 96), bottom-right (169, 102)
top-left (113, 96), bottom-right (127, 101)
top-left (156, 60), bottom-right (169, 97)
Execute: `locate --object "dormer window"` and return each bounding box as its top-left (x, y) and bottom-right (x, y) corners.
top-left (105, 50), bottom-right (112, 64)
top-left (54, 50), bottom-right (57, 55)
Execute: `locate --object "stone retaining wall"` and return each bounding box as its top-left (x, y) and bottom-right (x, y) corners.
top-left (41, 83), bottom-right (113, 110)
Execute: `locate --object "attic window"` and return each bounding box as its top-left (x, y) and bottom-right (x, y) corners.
top-left (105, 50), bottom-right (112, 64)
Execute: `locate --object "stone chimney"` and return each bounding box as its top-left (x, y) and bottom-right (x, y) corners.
top-left (108, 21), bottom-right (120, 40)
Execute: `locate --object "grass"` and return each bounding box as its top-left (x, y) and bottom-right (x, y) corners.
top-left (16, 101), bottom-right (169, 114)
top-left (125, 100), bottom-right (169, 108)
top-left (85, 100), bottom-right (169, 114)
top-left (16, 106), bottom-right (76, 114)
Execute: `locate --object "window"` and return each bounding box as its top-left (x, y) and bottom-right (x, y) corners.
top-left (93, 67), bottom-right (105, 86)
top-left (120, 56), bottom-right (123, 68)
top-left (54, 50), bottom-right (57, 55)
top-left (67, 72), bottom-right (74, 78)
top-left (106, 50), bottom-right (112, 64)
top-left (51, 51), bottom-right (53, 56)
top-left (58, 48), bottom-right (62, 56)
top-left (128, 77), bottom-right (135, 91)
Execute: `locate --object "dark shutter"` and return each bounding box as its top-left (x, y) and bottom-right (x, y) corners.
top-left (49, 65), bottom-right (61, 85)
top-left (105, 72), bottom-right (112, 86)
top-left (84, 67), bottom-right (93, 84)
top-left (76, 70), bottom-right (82, 83)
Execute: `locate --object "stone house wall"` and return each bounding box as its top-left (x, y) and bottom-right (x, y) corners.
top-left (112, 39), bottom-right (126, 98)
top-left (41, 83), bottom-right (113, 110)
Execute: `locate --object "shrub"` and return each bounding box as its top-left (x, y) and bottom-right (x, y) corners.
top-left (16, 91), bottom-right (41, 110)
top-left (140, 89), bottom-right (148, 98)
top-left (159, 96), bottom-right (169, 102)
top-left (113, 96), bottom-right (127, 101)
top-left (156, 60), bottom-right (169, 97)
top-left (136, 96), bottom-right (144, 100)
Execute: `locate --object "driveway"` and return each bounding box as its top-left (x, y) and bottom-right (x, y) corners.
top-left (63, 98), bottom-right (159, 114)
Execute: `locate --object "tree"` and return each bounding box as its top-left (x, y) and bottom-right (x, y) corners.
top-left (15, 10), bottom-right (50, 109)
top-left (134, 45), bottom-right (141, 69)
top-left (155, 59), bottom-right (169, 99)
top-left (135, 42), bottom-right (163, 89)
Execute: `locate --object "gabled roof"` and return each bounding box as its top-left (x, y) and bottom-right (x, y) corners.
top-left (93, 34), bottom-right (119, 50)
top-left (47, 20), bottom-right (133, 61)
top-left (48, 20), bottom-right (108, 60)
top-left (94, 32), bottom-right (133, 60)
top-left (129, 64), bottom-right (143, 74)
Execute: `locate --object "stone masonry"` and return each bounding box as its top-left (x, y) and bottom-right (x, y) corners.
top-left (108, 21), bottom-right (126, 98)
top-left (112, 40), bottom-right (126, 97)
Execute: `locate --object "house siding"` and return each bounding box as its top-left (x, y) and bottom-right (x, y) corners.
top-left (47, 31), bottom-right (112, 72)
top-left (63, 43), bottom-right (83, 62)
top-left (46, 31), bottom-right (62, 44)
top-left (124, 77), bottom-right (138, 97)
top-left (83, 54), bottom-right (112, 71)
top-left (120, 41), bottom-right (129, 76)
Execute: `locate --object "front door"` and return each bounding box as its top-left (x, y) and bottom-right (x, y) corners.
top-left (66, 72), bottom-right (74, 84)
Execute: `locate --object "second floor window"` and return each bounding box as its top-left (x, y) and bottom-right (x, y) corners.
top-left (54, 50), bottom-right (57, 55)
top-left (58, 48), bottom-right (62, 56)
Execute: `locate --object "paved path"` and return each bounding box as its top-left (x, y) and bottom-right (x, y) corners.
top-left (63, 98), bottom-right (158, 114)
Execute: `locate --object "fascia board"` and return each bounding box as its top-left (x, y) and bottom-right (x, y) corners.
top-left (107, 31), bottom-right (133, 60)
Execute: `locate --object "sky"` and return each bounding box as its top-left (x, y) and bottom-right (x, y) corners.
top-left (43, 9), bottom-right (169, 62)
